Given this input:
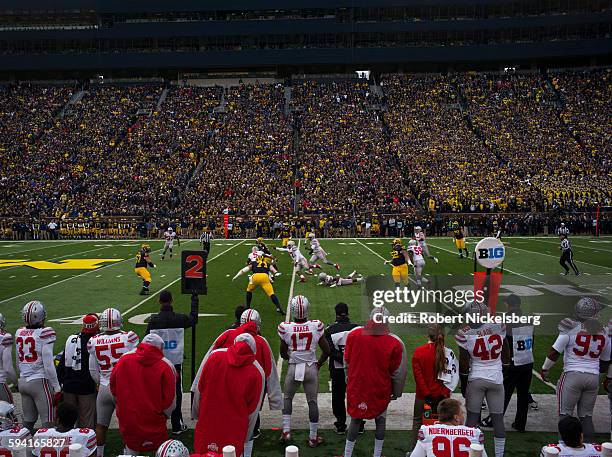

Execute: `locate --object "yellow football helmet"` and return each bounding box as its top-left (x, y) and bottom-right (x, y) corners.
top-left (256, 237), bottom-right (264, 244)
top-left (141, 243), bottom-right (152, 253)
top-left (393, 238), bottom-right (402, 245)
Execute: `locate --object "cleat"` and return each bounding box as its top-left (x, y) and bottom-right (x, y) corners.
top-left (334, 424), bottom-right (346, 435)
top-left (279, 432), bottom-right (291, 442)
top-left (307, 436), bottom-right (324, 448)
top-left (529, 400), bottom-right (538, 410)
top-left (348, 270), bottom-right (356, 278)
top-left (171, 424), bottom-right (188, 436)
top-left (274, 272), bottom-right (282, 277)
top-left (276, 306), bottom-right (285, 315)
top-left (433, 257), bottom-right (439, 263)
top-left (299, 275), bottom-right (306, 283)
top-left (334, 263), bottom-right (340, 270)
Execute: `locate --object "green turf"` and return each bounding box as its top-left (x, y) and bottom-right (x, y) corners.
top-left (1, 236), bottom-right (611, 455)
top-left (102, 429), bottom-right (611, 456)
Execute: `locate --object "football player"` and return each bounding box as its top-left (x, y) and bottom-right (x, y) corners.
top-left (409, 398), bottom-right (487, 457)
top-left (276, 240), bottom-right (321, 283)
top-left (317, 271), bottom-right (362, 288)
top-left (161, 227), bottom-right (180, 260)
top-left (244, 251), bottom-right (284, 315)
top-left (541, 297), bottom-right (610, 443)
top-left (407, 239), bottom-right (426, 286)
top-left (156, 439), bottom-right (190, 457)
top-left (135, 243), bottom-right (155, 295)
top-left (307, 233), bottom-right (340, 270)
top-left (15, 300), bottom-right (61, 432)
top-left (88, 308), bottom-right (139, 457)
top-left (456, 301), bottom-right (509, 457)
top-left (452, 222), bottom-right (469, 259)
top-left (0, 401), bottom-right (31, 456)
top-left (383, 238), bottom-right (411, 287)
top-left (278, 296), bottom-right (330, 448)
top-left (33, 402), bottom-right (96, 457)
top-left (541, 416), bottom-right (603, 457)
top-left (0, 314), bottom-right (17, 404)
top-left (414, 226), bottom-right (438, 263)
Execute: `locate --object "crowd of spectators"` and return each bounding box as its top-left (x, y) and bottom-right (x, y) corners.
top-left (0, 71), bottom-right (609, 225)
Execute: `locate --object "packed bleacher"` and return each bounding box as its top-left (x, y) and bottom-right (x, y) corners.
top-left (0, 70), bottom-right (610, 223)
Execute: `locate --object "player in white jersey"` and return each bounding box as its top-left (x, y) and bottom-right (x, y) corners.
top-left (15, 301), bottom-right (60, 431)
top-left (414, 226), bottom-right (438, 263)
top-left (307, 233), bottom-right (340, 270)
top-left (161, 227), bottom-right (180, 260)
top-left (455, 301), bottom-right (509, 457)
top-left (0, 401), bottom-right (31, 457)
top-left (87, 308), bottom-right (138, 457)
top-left (317, 271), bottom-right (362, 288)
top-left (541, 297), bottom-right (611, 443)
top-left (541, 416), bottom-right (603, 457)
top-left (407, 239), bottom-right (427, 286)
top-left (278, 296), bottom-right (330, 448)
top-left (232, 247), bottom-right (280, 282)
top-left (409, 398), bottom-right (486, 457)
top-left (33, 402), bottom-right (96, 457)
top-left (276, 241), bottom-right (321, 283)
top-left (0, 315), bottom-right (17, 405)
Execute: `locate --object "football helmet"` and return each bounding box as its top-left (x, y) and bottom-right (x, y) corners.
top-left (575, 297), bottom-right (600, 321)
top-left (392, 238), bottom-right (402, 246)
top-left (141, 243), bottom-right (152, 253)
top-left (240, 308), bottom-right (262, 330)
top-left (414, 226), bottom-right (422, 232)
top-left (0, 401), bottom-right (17, 431)
top-left (287, 240), bottom-right (296, 248)
top-left (464, 300), bottom-right (489, 317)
top-left (318, 272), bottom-right (328, 282)
top-left (307, 233), bottom-right (315, 239)
top-left (22, 300), bottom-right (46, 326)
top-left (99, 308), bottom-right (122, 332)
top-left (0, 313), bottom-right (5, 330)
top-left (291, 295), bottom-right (310, 320)
top-left (156, 440), bottom-right (190, 457)
top-left (408, 239), bottom-right (418, 246)
top-left (251, 246), bottom-right (259, 254)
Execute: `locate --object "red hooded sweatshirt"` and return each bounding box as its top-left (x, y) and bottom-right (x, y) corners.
top-left (344, 320), bottom-right (407, 419)
top-left (193, 339), bottom-right (264, 456)
top-left (110, 342), bottom-right (176, 452)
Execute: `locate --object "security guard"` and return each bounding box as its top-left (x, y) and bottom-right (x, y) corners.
top-left (146, 290), bottom-right (198, 436)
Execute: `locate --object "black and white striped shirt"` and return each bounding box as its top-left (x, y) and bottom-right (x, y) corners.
top-left (560, 238), bottom-right (572, 252)
top-left (557, 226), bottom-right (570, 236)
top-left (199, 231), bottom-right (212, 246)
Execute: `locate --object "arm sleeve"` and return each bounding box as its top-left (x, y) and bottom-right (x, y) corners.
top-left (41, 344), bottom-right (60, 392)
top-left (88, 349), bottom-right (100, 385)
top-left (408, 442), bottom-right (427, 457)
top-left (552, 334), bottom-right (570, 354)
top-left (2, 346), bottom-right (17, 386)
top-left (390, 337), bottom-right (408, 398)
top-left (263, 340), bottom-right (283, 410)
top-left (162, 361), bottom-right (177, 417)
top-left (412, 350), bottom-right (430, 397)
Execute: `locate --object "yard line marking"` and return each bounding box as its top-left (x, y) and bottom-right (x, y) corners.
top-left (95, 275), bottom-right (101, 278)
top-left (53, 275), bottom-right (59, 278)
top-left (0, 242), bottom-right (180, 305)
top-left (122, 240), bottom-right (245, 318)
top-left (30, 275), bottom-right (38, 278)
top-left (116, 275), bottom-right (123, 278)
top-left (160, 274), bottom-right (166, 278)
top-left (276, 239), bottom-right (301, 377)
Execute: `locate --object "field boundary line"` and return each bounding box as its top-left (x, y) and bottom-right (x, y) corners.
top-left (533, 238), bottom-right (612, 253)
top-left (122, 240), bottom-right (246, 317)
top-left (502, 244), bottom-right (612, 271)
top-left (276, 238), bottom-right (300, 376)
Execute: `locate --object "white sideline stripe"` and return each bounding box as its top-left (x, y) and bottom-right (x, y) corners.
top-left (122, 240), bottom-right (245, 317)
top-left (276, 239), bottom-right (300, 376)
top-left (0, 241), bottom-right (193, 305)
top-left (535, 238), bottom-right (612, 253)
top-left (503, 244), bottom-right (612, 271)
top-left (0, 240), bottom-right (88, 256)
top-left (0, 244), bottom-right (113, 273)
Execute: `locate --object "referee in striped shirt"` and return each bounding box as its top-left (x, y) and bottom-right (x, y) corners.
top-left (559, 233), bottom-right (579, 275)
top-left (199, 230), bottom-right (212, 256)
top-left (557, 222), bottom-right (570, 237)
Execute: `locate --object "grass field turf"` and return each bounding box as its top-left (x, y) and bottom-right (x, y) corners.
top-left (1, 236), bottom-right (611, 456)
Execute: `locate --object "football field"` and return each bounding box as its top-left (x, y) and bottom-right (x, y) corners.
top-left (1, 236), bottom-right (611, 455)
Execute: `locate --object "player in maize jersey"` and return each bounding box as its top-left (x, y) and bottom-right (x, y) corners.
top-left (278, 296), bottom-right (330, 448)
top-left (409, 398), bottom-right (486, 457)
top-left (452, 222), bottom-right (469, 259)
top-left (0, 315), bottom-right (17, 404)
top-left (541, 416), bottom-right (603, 457)
top-left (276, 240), bottom-right (321, 283)
top-left (0, 401), bottom-right (31, 456)
top-left (160, 227), bottom-right (180, 260)
top-left (244, 251), bottom-right (284, 315)
top-left (87, 308), bottom-right (139, 457)
top-left (407, 239), bottom-right (426, 286)
top-left (414, 226), bottom-right (438, 263)
top-left (384, 238), bottom-right (411, 287)
top-left (233, 247), bottom-right (280, 282)
top-left (540, 297), bottom-right (611, 444)
top-left (456, 301), bottom-right (509, 457)
top-left (33, 402), bottom-right (96, 457)
top-left (306, 233), bottom-right (340, 270)
top-left (135, 244), bottom-right (155, 295)
top-left (15, 301), bottom-right (60, 432)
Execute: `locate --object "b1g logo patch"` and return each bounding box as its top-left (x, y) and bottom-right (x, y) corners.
top-left (475, 237), bottom-right (505, 269)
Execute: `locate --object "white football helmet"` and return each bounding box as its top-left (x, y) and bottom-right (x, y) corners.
top-left (414, 226), bottom-right (422, 232)
top-left (99, 308), bottom-right (122, 332)
top-left (22, 300), bottom-right (46, 326)
top-left (251, 246), bottom-right (259, 254)
top-left (168, 227), bottom-right (173, 233)
top-left (307, 233), bottom-right (315, 239)
top-left (0, 401), bottom-right (17, 431)
top-left (0, 313), bottom-right (5, 330)
top-left (291, 295), bottom-right (310, 320)
top-left (156, 440), bottom-right (189, 457)
top-left (408, 239), bottom-right (418, 246)
top-left (240, 308), bottom-right (262, 330)
top-left (575, 297), bottom-right (600, 321)
top-left (287, 240), bottom-right (295, 248)
top-left (318, 272), bottom-right (328, 282)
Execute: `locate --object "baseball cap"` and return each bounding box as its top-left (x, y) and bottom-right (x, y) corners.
top-left (82, 314), bottom-right (99, 334)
